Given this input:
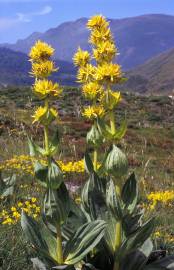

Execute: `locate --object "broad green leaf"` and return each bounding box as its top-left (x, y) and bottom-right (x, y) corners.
top-left (117, 218), bottom-right (155, 260)
top-left (144, 255), bottom-right (174, 270)
top-left (27, 135), bottom-right (45, 157)
top-left (122, 173), bottom-right (138, 214)
top-left (106, 179), bottom-right (123, 221)
top-left (120, 239), bottom-right (153, 270)
top-left (21, 211), bottom-right (48, 251)
top-left (86, 122), bottom-right (104, 147)
top-left (34, 161), bottom-right (48, 187)
top-left (48, 158), bottom-right (63, 189)
top-left (62, 199), bottom-right (87, 241)
top-left (84, 152), bottom-right (94, 174)
top-left (64, 220), bottom-right (106, 265)
top-left (122, 212), bottom-right (143, 237)
top-left (40, 222), bottom-right (57, 261)
top-left (43, 182), bottom-right (70, 226)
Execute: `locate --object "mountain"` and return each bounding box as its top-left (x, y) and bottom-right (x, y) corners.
top-left (0, 48), bottom-right (76, 86)
top-left (125, 47), bottom-right (174, 94)
top-left (2, 14), bottom-right (174, 70)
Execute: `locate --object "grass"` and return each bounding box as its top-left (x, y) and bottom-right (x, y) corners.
top-left (0, 86), bottom-right (174, 269)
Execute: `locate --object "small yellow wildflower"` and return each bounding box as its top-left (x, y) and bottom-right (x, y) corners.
top-left (29, 40), bottom-right (54, 62)
top-left (95, 63), bottom-right (122, 83)
top-left (32, 106), bottom-right (58, 124)
top-left (89, 27), bottom-right (113, 45)
top-left (93, 41), bottom-right (117, 63)
top-left (31, 61), bottom-right (58, 78)
top-left (31, 197), bottom-right (37, 203)
top-left (82, 82), bottom-right (103, 100)
top-left (77, 64), bottom-right (96, 83)
top-left (73, 47), bottom-right (90, 67)
top-left (33, 79), bottom-right (62, 99)
top-left (87, 14), bottom-right (109, 29)
top-left (82, 105), bottom-right (105, 119)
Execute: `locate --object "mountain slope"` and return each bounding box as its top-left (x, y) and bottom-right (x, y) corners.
top-left (2, 14), bottom-right (174, 69)
top-left (125, 48), bottom-right (174, 93)
top-left (0, 48), bottom-right (76, 86)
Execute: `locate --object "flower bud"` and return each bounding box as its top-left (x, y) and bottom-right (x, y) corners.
top-left (105, 144), bottom-right (128, 178)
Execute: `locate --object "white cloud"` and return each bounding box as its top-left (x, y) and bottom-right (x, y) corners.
top-left (0, 5), bottom-right (52, 30)
top-left (16, 5), bottom-right (52, 22)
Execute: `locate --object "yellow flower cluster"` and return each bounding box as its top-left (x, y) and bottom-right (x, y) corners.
top-left (0, 155), bottom-right (86, 175)
top-left (0, 197), bottom-right (40, 225)
top-left (153, 230), bottom-right (174, 244)
top-left (33, 79), bottom-right (62, 100)
top-left (73, 15), bottom-right (122, 120)
top-left (29, 40), bottom-right (60, 124)
top-left (147, 190), bottom-right (174, 210)
top-left (32, 106), bottom-right (58, 125)
top-left (82, 105), bottom-right (105, 119)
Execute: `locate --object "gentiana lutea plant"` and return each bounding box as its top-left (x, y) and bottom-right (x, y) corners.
top-left (21, 16), bottom-right (174, 270)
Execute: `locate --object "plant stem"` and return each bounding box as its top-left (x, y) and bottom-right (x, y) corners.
top-left (113, 184), bottom-right (122, 270)
top-left (93, 149), bottom-right (98, 171)
top-left (110, 110), bottom-right (116, 135)
top-left (44, 99), bottom-right (49, 156)
top-left (56, 224), bottom-right (63, 264)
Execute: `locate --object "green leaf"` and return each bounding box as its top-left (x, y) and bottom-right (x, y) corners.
top-left (113, 120), bottom-right (127, 140)
top-left (105, 144), bottom-right (128, 178)
top-left (144, 255), bottom-right (174, 270)
top-left (43, 182), bottom-right (70, 226)
top-left (21, 211), bottom-right (48, 251)
top-left (86, 122), bottom-right (104, 147)
top-left (122, 212), bottom-right (143, 237)
top-left (117, 218), bottom-right (155, 260)
top-left (106, 179), bottom-right (123, 221)
top-left (120, 239), bottom-right (153, 270)
top-left (34, 161), bottom-right (48, 187)
top-left (64, 220), bottom-right (106, 265)
top-left (122, 173), bottom-right (138, 214)
top-left (48, 158), bottom-right (63, 189)
top-left (49, 129), bottom-right (60, 155)
top-left (84, 152), bottom-right (94, 174)
top-left (62, 199), bottom-right (87, 241)
top-left (27, 135), bottom-right (45, 157)
top-left (40, 222), bottom-right (57, 261)
top-left (81, 172), bottom-right (105, 219)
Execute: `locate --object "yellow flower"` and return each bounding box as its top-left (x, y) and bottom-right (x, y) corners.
top-left (33, 79), bottom-right (62, 99)
top-left (95, 63), bottom-right (122, 83)
top-left (32, 106), bottom-right (58, 124)
top-left (31, 197), bottom-right (37, 203)
top-left (100, 90), bottom-right (121, 110)
top-left (31, 61), bottom-right (58, 78)
top-left (73, 47), bottom-right (90, 67)
top-left (82, 105), bottom-right (105, 119)
top-left (82, 82), bottom-right (103, 100)
top-left (93, 41), bottom-right (117, 63)
top-left (87, 15), bottom-right (109, 29)
top-left (29, 40), bottom-right (54, 62)
top-left (77, 64), bottom-right (96, 83)
top-left (89, 27), bottom-right (113, 45)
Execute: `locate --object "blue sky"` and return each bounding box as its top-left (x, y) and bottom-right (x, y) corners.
top-left (0, 0), bottom-right (174, 43)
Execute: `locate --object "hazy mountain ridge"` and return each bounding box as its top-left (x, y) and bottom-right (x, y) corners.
top-left (125, 47), bottom-right (174, 94)
top-left (0, 48), bottom-right (76, 86)
top-left (2, 14), bottom-right (174, 69)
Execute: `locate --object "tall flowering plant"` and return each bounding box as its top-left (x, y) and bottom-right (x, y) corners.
top-left (21, 17), bottom-right (174, 270)
top-left (21, 40), bottom-right (106, 269)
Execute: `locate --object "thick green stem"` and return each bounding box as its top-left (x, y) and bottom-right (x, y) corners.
top-left (56, 224), bottom-right (63, 264)
top-left (93, 149), bottom-right (98, 171)
top-left (113, 185), bottom-right (122, 270)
